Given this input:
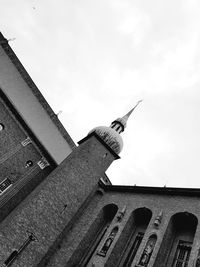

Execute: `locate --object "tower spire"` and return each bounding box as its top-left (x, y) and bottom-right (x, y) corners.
top-left (121, 100), bottom-right (143, 126)
top-left (110, 100), bottom-right (143, 134)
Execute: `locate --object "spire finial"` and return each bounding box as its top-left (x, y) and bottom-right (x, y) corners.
top-left (122, 99), bottom-right (143, 124)
top-left (110, 100), bottom-right (143, 134)
top-left (122, 99), bottom-right (143, 127)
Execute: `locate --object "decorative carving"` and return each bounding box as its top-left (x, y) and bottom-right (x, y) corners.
top-left (154, 210), bottom-right (163, 227)
top-left (97, 227), bottom-right (118, 257)
top-left (37, 157), bottom-right (50, 169)
top-left (116, 205), bottom-right (127, 222)
top-left (195, 247), bottom-right (200, 267)
top-left (139, 235), bottom-right (157, 266)
top-left (21, 137), bottom-right (32, 146)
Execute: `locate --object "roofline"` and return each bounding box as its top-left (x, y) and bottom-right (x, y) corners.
top-left (101, 173), bottom-right (112, 185)
top-left (0, 32), bottom-right (76, 150)
top-left (78, 132), bottom-right (120, 160)
top-left (100, 184), bottom-right (200, 197)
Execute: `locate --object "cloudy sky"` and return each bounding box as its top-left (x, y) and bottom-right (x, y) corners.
top-left (1, 0), bottom-right (200, 187)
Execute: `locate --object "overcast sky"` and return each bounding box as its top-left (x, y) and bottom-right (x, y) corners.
top-left (1, 0), bottom-right (200, 187)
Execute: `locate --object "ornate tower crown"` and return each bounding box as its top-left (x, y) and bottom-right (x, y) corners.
top-left (89, 100), bottom-right (142, 154)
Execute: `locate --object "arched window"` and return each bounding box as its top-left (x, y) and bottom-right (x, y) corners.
top-left (106, 207), bottom-right (152, 267)
top-left (154, 212), bottom-right (198, 267)
top-left (68, 204), bottom-right (118, 267)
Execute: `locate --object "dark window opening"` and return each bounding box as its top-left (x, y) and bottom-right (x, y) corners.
top-left (116, 125), bottom-right (121, 131)
top-left (123, 232), bottom-right (144, 267)
top-left (154, 212), bottom-right (198, 267)
top-left (0, 178), bottom-right (12, 194)
top-left (68, 204), bottom-right (118, 267)
top-left (172, 240), bottom-right (192, 267)
top-left (0, 123), bottom-right (4, 131)
top-left (114, 208), bottom-right (152, 267)
top-left (25, 160), bottom-right (33, 168)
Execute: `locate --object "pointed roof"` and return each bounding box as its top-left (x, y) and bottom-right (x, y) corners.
top-left (113, 100), bottom-right (143, 130)
top-left (121, 100), bottom-right (143, 126)
top-left (88, 100), bottom-right (143, 154)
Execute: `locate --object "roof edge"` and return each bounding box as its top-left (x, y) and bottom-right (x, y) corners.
top-left (0, 32), bottom-right (76, 150)
top-left (100, 184), bottom-right (200, 197)
top-left (78, 132), bottom-right (120, 160)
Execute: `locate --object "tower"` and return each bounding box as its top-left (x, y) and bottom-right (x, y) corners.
top-left (0, 103), bottom-right (137, 266)
top-left (0, 31), bottom-right (75, 225)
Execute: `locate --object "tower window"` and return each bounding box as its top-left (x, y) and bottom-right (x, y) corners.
top-left (116, 125), bottom-right (120, 131)
top-left (0, 178), bottom-right (12, 194)
top-left (25, 160), bottom-right (33, 168)
top-left (172, 240), bottom-right (192, 267)
top-left (0, 123), bottom-right (4, 131)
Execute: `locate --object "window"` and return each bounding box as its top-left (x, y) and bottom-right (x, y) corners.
top-left (0, 123), bottom-right (4, 131)
top-left (116, 125), bottom-right (121, 131)
top-left (154, 212), bottom-right (197, 267)
top-left (123, 232), bottom-right (144, 267)
top-left (113, 208), bottom-right (152, 267)
top-left (69, 204), bottom-right (118, 267)
top-left (0, 178), bottom-right (12, 194)
top-left (25, 160), bottom-right (33, 168)
top-left (172, 240), bottom-right (192, 267)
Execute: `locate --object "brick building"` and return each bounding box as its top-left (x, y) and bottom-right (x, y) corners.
top-left (0, 32), bottom-right (199, 267)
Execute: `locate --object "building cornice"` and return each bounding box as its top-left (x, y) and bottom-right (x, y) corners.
top-left (100, 184), bottom-right (200, 197)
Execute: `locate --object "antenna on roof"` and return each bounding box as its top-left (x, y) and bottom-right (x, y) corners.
top-left (8, 38), bottom-right (16, 42)
top-left (56, 110), bottom-right (63, 117)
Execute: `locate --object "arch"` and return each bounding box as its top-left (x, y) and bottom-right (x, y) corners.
top-left (105, 207), bottom-right (152, 267)
top-left (154, 212), bottom-right (198, 267)
top-left (68, 203), bottom-right (118, 267)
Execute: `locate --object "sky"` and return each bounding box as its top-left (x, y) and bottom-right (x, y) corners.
top-left (1, 0), bottom-right (200, 187)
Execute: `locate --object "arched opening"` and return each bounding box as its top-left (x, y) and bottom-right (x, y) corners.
top-left (105, 207), bottom-right (152, 267)
top-left (138, 234), bottom-right (157, 266)
top-left (154, 212), bottom-right (198, 267)
top-left (68, 203), bottom-right (118, 267)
